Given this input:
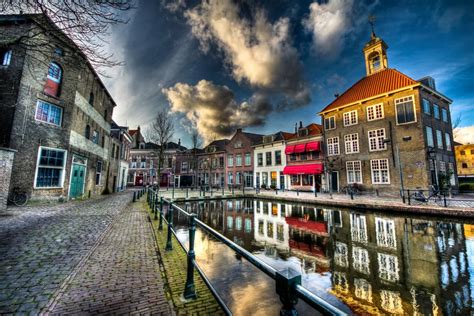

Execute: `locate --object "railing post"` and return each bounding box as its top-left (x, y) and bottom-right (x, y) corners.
top-left (183, 214), bottom-right (197, 300)
top-left (243, 186), bottom-right (245, 195)
top-left (407, 190), bottom-right (411, 205)
top-left (159, 197), bottom-right (164, 230)
top-left (402, 190), bottom-right (406, 204)
top-left (350, 190), bottom-right (354, 200)
top-left (443, 193), bottom-right (447, 207)
top-left (186, 188), bottom-right (189, 199)
top-left (314, 189), bottom-right (317, 198)
top-left (154, 193), bottom-right (158, 221)
top-left (276, 189), bottom-right (278, 195)
top-left (222, 186), bottom-right (224, 196)
top-left (297, 189), bottom-right (299, 197)
top-left (276, 267), bottom-right (301, 316)
top-left (166, 204), bottom-right (174, 251)
top-left (232, 186), bottom-right (234, 196)
top-left (133, 191), bottom-right (136, 202)
top-left (172, 185), bottom-right (175, 200)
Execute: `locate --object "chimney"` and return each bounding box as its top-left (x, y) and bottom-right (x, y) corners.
top-left (299, 121), bottom-right (303, 129)
top-left (237, 128), bottom-right (242, 133)
top-left (294, 123), bottom-right (298, 134)
top-left (178, 138), bottom-right (181, 147)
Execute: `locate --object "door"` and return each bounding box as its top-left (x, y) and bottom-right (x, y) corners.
top-left (70, 164), bottom-right (86, 198)
top-left (279, 173), bottom-right (285, 190)
top-left (331, 171), bottom-right (339, 192)
top-left (135, 175), bottom-right (143, 186)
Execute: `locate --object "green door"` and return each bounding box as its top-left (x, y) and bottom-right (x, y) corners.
top-left (70, 164), bottom-right (86, 198)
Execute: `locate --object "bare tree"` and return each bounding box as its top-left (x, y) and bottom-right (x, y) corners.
top-left (452, 113), bottom-right (462, 142)
top-left (1, 1), bottom-right (135, 72)
top-left (145, 108), bottom-right (174, 190)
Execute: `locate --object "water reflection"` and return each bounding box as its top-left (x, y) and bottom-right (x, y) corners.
top-left (173, 199), bottom-right (474, 315)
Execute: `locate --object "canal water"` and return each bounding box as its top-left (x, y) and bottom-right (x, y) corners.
top-left (171, 199), bottom-right (474, 315)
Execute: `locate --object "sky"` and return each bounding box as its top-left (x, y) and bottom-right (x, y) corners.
top-left (103, 0), bottom-right (474, 146)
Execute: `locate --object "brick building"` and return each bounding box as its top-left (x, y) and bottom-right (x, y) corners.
top-left (175, 148), bottom-right (203, 188)
top-left (455, 143), bottom-right (474, 185)
top-left (197, 139), bottom-right (229, 187)
top-left (284, 123), bottom-right (324, 192)
top-left (0, 14), bottom-right (118, 200)
top-left (110, 121), bottom-right (132, 191)
top-left (319, 31), bottom-right (457, 194)
top-left (225, 129), bottom-right (263, 188)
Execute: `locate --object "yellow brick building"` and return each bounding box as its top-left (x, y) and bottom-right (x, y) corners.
top-left (455, 144), bottom-right (474, 183)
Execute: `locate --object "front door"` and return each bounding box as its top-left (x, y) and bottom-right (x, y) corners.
top-left (331, 171), bottom-right (339, 192)
top-left (70, 164), bottom-right (86, 198)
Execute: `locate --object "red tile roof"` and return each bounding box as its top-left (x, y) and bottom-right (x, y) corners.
top-left (320, 68), bottom-right (419, 113)
top-left (129, 129), bottom-right (138, 136)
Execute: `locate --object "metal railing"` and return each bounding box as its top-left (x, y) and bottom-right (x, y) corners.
top-left (144, 188), bottom-right (347, 316)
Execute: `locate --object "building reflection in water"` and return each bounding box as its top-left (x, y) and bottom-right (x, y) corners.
top-left (176, 199), bottom-right (473, 315)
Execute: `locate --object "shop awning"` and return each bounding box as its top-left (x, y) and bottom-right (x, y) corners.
top-left (283, 164), bottom-right (323, 175)
top-left (294, 143), bottom-right (306, 153)
top-left (306, 141), bottom-right (321, 152)
top-left (285, 145), bottom-right (295, 154)
top-left (285, 217), bottom-right (328, 235)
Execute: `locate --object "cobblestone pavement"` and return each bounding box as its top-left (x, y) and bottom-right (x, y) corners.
top-left (47, 201), bottom-right (173, 315)
top-left (0, 193), bottom-right (131, 314)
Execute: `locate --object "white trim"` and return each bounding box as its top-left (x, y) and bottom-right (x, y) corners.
top-left (344, 133), bottom-right (359, 154)
top-left (33, 146), bottom-right (68, 189)
top-left (370, 159), bottom-right (390, 184)
top-left (343, 110), bottom-right (358, 127)
top-left (346, 160), bottom-right (362, 184)
top-left (368, 128), bottom-right (387, 152)
top-left (34, 99), bottom-right (63, 127)
top-left (327, 137), bottom-right (340, 156)
top-left (366, 103), bottom-right (384, 121)
top-left (394, 95), bottom-right (417, 125)
top-left (324, 115), bottom-right (336, 130)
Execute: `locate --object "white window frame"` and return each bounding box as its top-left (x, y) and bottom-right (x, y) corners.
top-left (181, 161), bottom-right (188, 173)
top-left (353, 247), bottom-right (370, 275)
top-left (370, 159), bottom-right (390, 184)
top-left (245, 153), bottom-right (251, 166)
top-left (368, 128), bottom-right (387, 152)
top-left (346, 160), bottom-right (362, 184)
top-left (422, 98), bottom-right (431, 115)
top-left (367, 103), bottom-right (384, 121)
top-left (350, 213), bottom-right (367, 243)
top-left (228, 172), bottom-right (233, 184)
top-left (35, 100), bottom-right (63, 127)
top-left (227, 155), bottom-right (234, 167)
top-left (354, 279), bottom-right (372, 303)
top-left (441, 108), bottom-right (448, 122)
top-left (327, 137), bottom-right (340, 156)
top-left (436, 129), bottom-right (443, 150)
top-left (344, 133), bottom-right (359, 154)
top-left (96, 160), bottom-right (103, 185)
top-left (325, 116), bottom-right (336, 130)
top-left (375, 217), bottom-right (396, 249)
top-left (1, 49), bottom-right (12, 66)
top-left (377, 253), bottom-right (399, 282)
top-left (426, 126), bottom-right (434, 148)
top-left (445, 133), bottom-right (452, 151)
top-left (394, 95), bottom-right (417, 125)
top-left (343, 110), bottom-right (358, 126)
top-left (334, 242), bottom-right (348, 267)
top-left (33, 146), bottom-right (67, 189)
top-left (236, 154), bottom-right (242, 166)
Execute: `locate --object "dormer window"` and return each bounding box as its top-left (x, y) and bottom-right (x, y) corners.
top-left (234, 141), bottom-right (243, 148)
top-left (298, 129), bottom-right (308, 137)
top-left (263, 135), bottom-right (273, 143)
top-left (1, 48), bottom-right (12, 66)
top-left (206, 146), bottom-right (216, 153)
top-left (44, 62), bottom-right (62, 97)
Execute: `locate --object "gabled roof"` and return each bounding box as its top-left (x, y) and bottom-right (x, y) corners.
top-left (242, 132), bottom-right (265, 145)
top-left (165, 142), bottom-right (187, 151)
top-left (129, 129), bottom-right (138, 137)
top-left (204, 139), bottom-right (229, 152)
top-left (287, 123), bottom-right (323, 141)
top-left (320, 68), bottom-right (419, 114)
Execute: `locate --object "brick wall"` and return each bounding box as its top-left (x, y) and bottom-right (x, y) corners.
top-left (0, 148), bottom-right (15, 211)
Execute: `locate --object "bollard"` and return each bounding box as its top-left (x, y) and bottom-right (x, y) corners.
top-left (133, 191), bottom-right (136, 202)
top-left (276, 189), bottom-right (278, 195)
top-left (186, 188), bottom-right (189, 199)
top-left (222, 186), bottom-right (224, 196)
top-left (350, 190), bottom-right (354, 200)
top-left (211, 187), bottom-right (213, 197)
top-left (172, 186), bottom-right (175, 200)
top-left (232, 186), bottom-right (234, 196)
top-left (402, 190), bottom-right (406, 204)
top-left (314, 189), bottom-right (317, 198)
top-left (443, 193), bottom-right (447, 207)
top-left (297, 189), bottom-right (299, 197)
top-left (165, 204), bottom-right (173, 251)
top-left (154, 193), bottom-right (158, 221)
top-left (276, 268), bottom-right (301, 316)
top-left (159, 197), bottom-right (164, 230)
top-left (183, 214), bottom-right (197, 299)
top-left (376, 189), bottom-right (379, 197)
top-left (407, 190), bottom-right (411, 205)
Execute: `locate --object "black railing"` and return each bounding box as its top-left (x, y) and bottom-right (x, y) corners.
top-left (146, 188), bottom-right (347, 316)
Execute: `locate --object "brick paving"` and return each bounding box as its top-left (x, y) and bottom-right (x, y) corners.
top-left (47, 199), bottom-right (173, 315)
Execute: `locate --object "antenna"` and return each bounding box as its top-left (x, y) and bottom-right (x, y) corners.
top-left (369, 15), bottom-right (376, 38)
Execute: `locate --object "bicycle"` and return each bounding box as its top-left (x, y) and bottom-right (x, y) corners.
top-left (409, 186), bottom-right (443, 206)
top-left (341, 184), bottom-right (361, 196)
top-left (8, 188), bottom-right (28, 206)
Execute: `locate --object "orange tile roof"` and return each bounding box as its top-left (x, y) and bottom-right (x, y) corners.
top-left (320, 68), bottom-right (419, 113)
top-left (287, 123), bottom-right (323, 140)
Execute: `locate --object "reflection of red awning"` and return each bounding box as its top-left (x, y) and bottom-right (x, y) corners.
top-left (286, 217), bottom-right (328, 235)
top-left (306, 141), bottom-right (321, 152)
top-left (285, 145), bottom-right (295, 154)
top-left (283, 164), bottom-right (323, 175)
top-left (294, 143), bottom-right (306, 153)
top-left (289, 240), bottom-right (325, 257)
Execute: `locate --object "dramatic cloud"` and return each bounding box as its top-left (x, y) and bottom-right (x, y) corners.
top-left (185, 0), bottom-right (310, 107)
top-left (162, 80), bottom-right (271, 143)
top-left (303, 0), bottom-right (354, 56)
top-left (454, 126), bottom-right (474, 144)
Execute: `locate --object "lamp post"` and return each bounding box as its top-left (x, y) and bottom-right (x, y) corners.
top-left (384, 136), bottom-right (411, 198)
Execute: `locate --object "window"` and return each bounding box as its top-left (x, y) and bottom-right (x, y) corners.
top-left (462, 163), bottom-right (468, 168)
top-left (375, 217), bottom-right (396, 249)
top-left (35, 100), bottom-right (62, 126)
top-left (1, 49), bottom-right (12, 66)
top-left (353, 247), bottom-right (370, 275)
top-left (228, 172), bottom-right (233, 184)
top-left (380, 290), bottom-right (403, 314)
top-left (104, 109), bottom-right (107, 120)
top-left (35, 147), bottom-right (67, 188)
top-left (350, 213), bottom-right (367, 243)
top-left (343, 110), bottom-right (358, 126)
top-left (275, 151), bottom-right (282, 165)
top-left (441, 108), bottom-right (448, 122)
top-left (298, 128), bottom-right (308, 137)
top-left (327, 137), bottom-right (339, 156)
top-left (445, 133), bottom-right (452, 151)
top-left (181, 162), bottom-right (188, 173)
top-left (92, 130), bottom-right (99, 144)
top-left (236, 172), bottom-right (241, 185)
top-left (96, 161), bottom-right (102, 185)
top-left (367, 103), bottom-right (384, 121)
top-left (371, 159), bottom-right (390, 184)
top-left (395, 96), bottom-right (416, 124)
top-left (227, 155), bottom-right (234, 167)
top-left (436, 130), bottom-right (443, 149)
top-left (236, 154), bottom-right (242, 166)
top-left (346, 161), bottom-right (362, 184)
top-left (461, 150), bottom-right (466, 155)
top-left (266, 152), bottom-right (272, 165)
top-left (334, 242), bottom-right (348, 267)
top-left (371, 54), bottom-right (381, 71)
top-left (471, 150), bottom-right (474, 155)
top-left (344, 133), bottom-right (359, 154)
top-left (354, 279), bottom-right (372, 303)
top-left (245, 153), bottom-right (251, 166)
top-left (89, 92), bottom-right (95, 106)
top-left (300, 152), bottom-right (307, 161)
top-left (257, 153), bottom-right (263, 166)
top-left (85, 125), bottom-right (91, 139)
top-left (368, 128), bottom-right (386, 151)
top-left (233, 141), bottom-right (243, 148)
top-left (101, 136), bottom-right (105, 148)
top-left (422, 98), bottom-right (431, 115)
top-left (219, 157), bottom-right (224, 168)
top-left (324, 116), bottom-right (336, 130)
top-left (426, 126), bottom-right (434, 147)
top-left (262, 172), bottom-right (268, 185)
top-left (377, 253), bottom-right (399, 282)
top-left (439, 161), bottom-right (446, 173)
top-left (289, 153), bottom-right (296, 161)
top-left (433, 104), bottom-right (440, 119)
top-left (44, 62), bottom-right (62, 97)
top-left (140, 158), bottom-right (146, 168)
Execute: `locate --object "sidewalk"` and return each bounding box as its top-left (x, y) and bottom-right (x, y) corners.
top-left (44, 202), bottom-right (173, 315)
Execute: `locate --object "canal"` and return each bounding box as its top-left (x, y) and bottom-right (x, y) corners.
top-left (170, 198), bottom-right (474, 315)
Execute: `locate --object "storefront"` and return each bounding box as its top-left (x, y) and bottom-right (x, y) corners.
top-left (283, 163), bottom-right (323, 192)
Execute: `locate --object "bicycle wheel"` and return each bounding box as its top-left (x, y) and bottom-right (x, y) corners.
top-left (13, 193), bottom-right (28, 206)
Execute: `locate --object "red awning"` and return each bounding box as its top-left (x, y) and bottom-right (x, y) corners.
top-left (286, 217), bottom-right (328, 235)
top-left (306, 141), bottom-right (321, 152)
top-left (285, 145), bottom-right (295, 154)
top-left (294, 143), bottom-right (306, 153)
top-left (283, 164), bottom-right (323, 175)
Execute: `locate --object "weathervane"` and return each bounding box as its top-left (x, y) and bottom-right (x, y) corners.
top-left (369, 15), bottom-right (376, 38)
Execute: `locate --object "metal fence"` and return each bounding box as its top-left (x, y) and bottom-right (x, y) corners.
top-left (142, 188), bottom-right (347, 316)
top-left (403, 189), bottom-right (474, 208)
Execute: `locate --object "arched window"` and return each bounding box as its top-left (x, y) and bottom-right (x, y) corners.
top-left (369, 52), bottom-right (381, 73)
top-left (85, 125), bottom-right (91, 139)
top-left (44, 62), bottom-right (62, 97)
top-left (89, 92), bottom-right (94, 106)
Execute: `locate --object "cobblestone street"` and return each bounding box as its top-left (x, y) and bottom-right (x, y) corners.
top-left (0, 191), bottom-right (172, 314)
